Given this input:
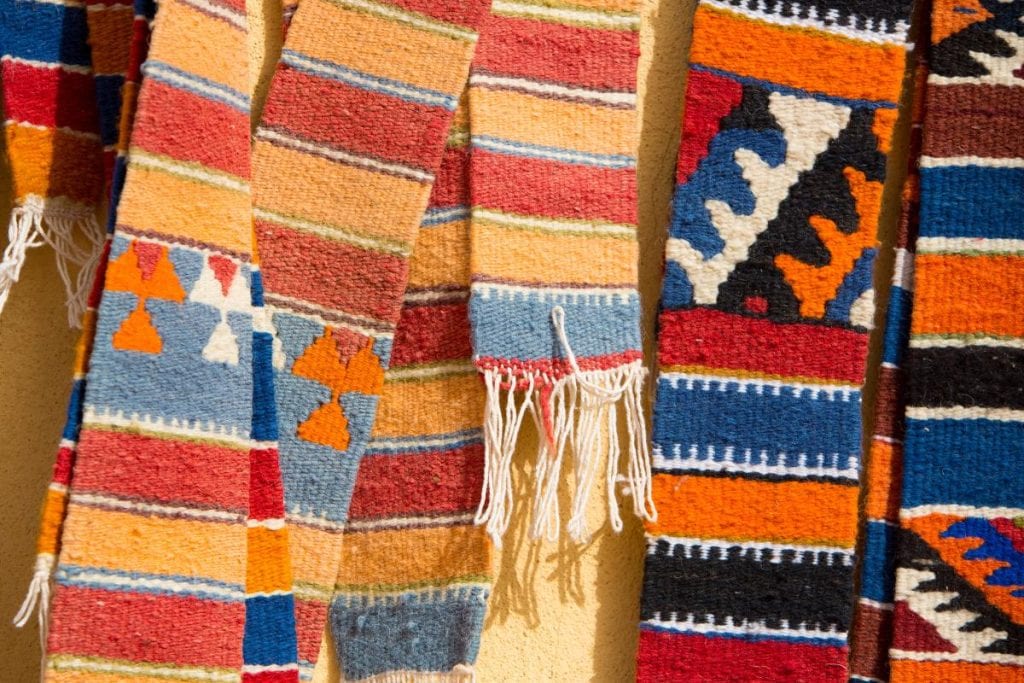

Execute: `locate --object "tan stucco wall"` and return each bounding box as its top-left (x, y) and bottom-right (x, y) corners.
top-left (0, 1), bottom-right (912, 680)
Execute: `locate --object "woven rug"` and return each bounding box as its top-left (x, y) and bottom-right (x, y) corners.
top-left (889, 1), bottom-right (1024, 680)
top-left (637, 0), bottom-right (913, 679)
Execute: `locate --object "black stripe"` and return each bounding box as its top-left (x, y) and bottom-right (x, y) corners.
top-left (641, 539), bottom-right (853, 631)
top-left (906, 346), bottom-right (1024, 409)
top-left (721, 0), bottom-right (913, 33)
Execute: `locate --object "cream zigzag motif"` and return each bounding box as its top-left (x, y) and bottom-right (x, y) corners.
top-left (665, 93), bottom-right (851, 305)
top-left (931, 28), bottom-right (1024, 86)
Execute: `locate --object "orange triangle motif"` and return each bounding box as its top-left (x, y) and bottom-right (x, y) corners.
top-left (113, 305), bottom-right (163, 354)
top-left (297, 401), bottom-right (351, 451)
top-left (108, 241), bottom-right (185, 354)
top-left (932, 0), bottom-right (993, 45)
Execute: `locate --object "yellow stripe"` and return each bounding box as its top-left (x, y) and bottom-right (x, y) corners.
top-left (406, 220), bottom-right (470, 289)
top-left (336, 525), bottom-right (490, 587)
top-left (155, 0), bottom-right (249, 96)
top-left (373, 374), bottom-right (484, 437)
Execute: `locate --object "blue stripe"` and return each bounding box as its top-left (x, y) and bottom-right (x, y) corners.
top-left (56, 565), bottom-right (245, 601)
top-left (364, 428), bottom-right (484, 456)
top-left (881, 286), bottom-right (913, 366)
top-left (690, 65), bottom-right (899, 110)
top-left (281, 49), bottom-right (457, 110)
top-left (141, 60), bottom-right (251, 112)
top-left (1, 1), bottom-right (91, 65)
top-left (330, 590), bottom-right (487, 680)
top-left (95, 74), bottom-right (125, 146)
top-left (243, 594), bottom-right (299, 665)
top-left (653, 377), bottom-right (862, 467)
top-left (859, 520), bottom-right (897, 603)
top-left (421, 205), bottom-right (469, 226)
top-left (919, 166), bottom-right (1024, 239)
top-left (62, 378), bottom-right (86, 441)
top-left (472, 135), bottom-right (636, 169)
top-left (252, 331), bottom-right (278, 441)
top-left (469, 287), bottom-right (641, 361)
top-left (638, 622), bottom-right (847, 647)
top-left (903, 417), bottom-right (1024, 508)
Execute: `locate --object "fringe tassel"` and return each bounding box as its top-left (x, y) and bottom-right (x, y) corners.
top-left (475, 306), bottom-right (657, 546)
top-left (13, 552), bottom-right (55, 678)
top-left (0, 199), bottom-right (104, 328)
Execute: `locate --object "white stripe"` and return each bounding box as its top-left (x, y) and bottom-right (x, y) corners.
top-left (82, 406), bottom-right (252, 448)
top-left (890, 649), bottom-right (1024, 665)
top-left (5, 120), bottom-right (100, 142)
top-left (660, 371), bottom-right (859, 397)
top-left (86, 2), bottom-right (135, 10)
top-left (242, 664), bottom-right (300, 674)
top-left (651, 535), bottom-right (854, 562)
top-left (402, 288), bottom-right (468, 304)
top-left (473, 135), bottom-right (634, 168)
top-left (917, 236), bottom-right (1024, 254)
top-left (257, 128), bottom-right (434, 183)
top-left (703, 0), bottom-right (907, 45)
top-left (131, 151), bottom-right (249, 192)
top-left (286, 512), bottom-right (346, 533)
top-left (145, 63), bottom-right (249, 110)
top-left (333, 0), bottom-right (477, 40)
top-left (920, 155), bottom-right (1024, 169)
top-left (180, 0), bottom-right (247, 28)
top-left (906, 406), bottom-right (1024, 423)
top-left (892, 247), bottom-right (915, 290)
top-left (71, 492), bottom-right (244, 523)
top-left (653, 446), bottom-right (859, 481)
top-left (345, 512), bottom-right (475, 532)
top-left (644, 613), bottom-right (846, 641)
top-left (469, 72), bottom-right (636, 107)
top-left (367, 431), bottom-right (481, 452)
top-left (491, 0), bottom-right (638, 28)
top-left (902, 504), bottom-right (1024, 519)
top-left (472, 280), bottom-right (637, 304)
top-left (473, 207), bottom-right (635, 237)
top-left (246, 518), bottom-right (286, 529)
top-left (385, 361), bottom-right (474, 381)
top-left (253, 207), bottom-right (410, 256)
top-left (60, 568), bottom-right (245, 600)
top-left (858, 597), bottom-right (894, 611)
top-left (265, 295), bottom-right (395, 339)
top-left (0, 55), bottom-right (91, 75)
top-left (911, 334), bottom-right (1024, 350)
top-left (22, 0), bottom-right (86, 8)
top-left (50, 657), bottom-right (239, 682)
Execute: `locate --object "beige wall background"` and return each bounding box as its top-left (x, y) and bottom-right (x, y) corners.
top-left (0, 1), bottom-right (912, 680)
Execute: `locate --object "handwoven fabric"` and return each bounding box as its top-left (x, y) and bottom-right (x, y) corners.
top-left (0, 0), bottom-right (111, 325)
top-left (11, 0), bottom-right (157, 651)
top-left (849, 22), bottom-right (929, 682)
top-left (637, 0), bottom-right (913, 680)
top-left (888, 1), bottom-right (1024, 680)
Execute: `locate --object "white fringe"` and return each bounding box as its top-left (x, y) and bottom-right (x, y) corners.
top-left (13, 552), bottom-right (55, 679)
top-left (475, 306), bottom-right (657, 546)
top-left (351, 665), bottom-right (475, 682)
top-left (0, 197), bottom-right (105, 328)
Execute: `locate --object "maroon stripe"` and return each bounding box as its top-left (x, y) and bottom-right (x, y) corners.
top-left (49, 586), bottom-right (244, 667)
top-left (261, 66), bottom-right (450, 171)
top-left (348, 444), bottom-right (484, 519)
top-left (72, 428), bottom-right (249, 513)
top-left (923, 84), bottom-right (1024, 159)
top-left (256, 220), bottom-right (409, 323)
top-left (849, 602), bottom-right (894, 682)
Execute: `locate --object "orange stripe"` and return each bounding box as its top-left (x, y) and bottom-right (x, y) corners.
top-left (336, 525), bottom-right (490, 587)
top-left (865, 440), bottom-right (901, 522)
top-left (890, 660), bottom-right (1024, 682)
top-left (648, 474), bottom-right (859, 546)
top-left (246, 526), bottom-right (293, 593)
top-left (912, 254), bottom-right (1024, 337)
top-left (689, 5), bottom-right (906, 103)
top-left (37, 487), bottom-right (68, 556)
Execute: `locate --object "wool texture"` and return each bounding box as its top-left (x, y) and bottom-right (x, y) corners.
top-left (848, 18), bottom-right (929, 682)
top-left (0, 0), bottom-right (110, 325)
top-left (888, 1), bottom-right (1024, 680)
top-left (467, 0), bottom-right (652, 548)
top-left (637, 1), bottom-right (913, 680)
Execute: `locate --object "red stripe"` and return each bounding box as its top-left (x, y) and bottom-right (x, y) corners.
top-left (295, 598), bottom-right (328, 664)
top-left (1, 61), bottom-right (99, 132)
top-left (472, 149), bottom-right (637, 225)
top-left (48, 586), bottom-right (244, 667)
top-left (243, 672), bottom-right (298, 683)
top-left (474, 16), bottom-right (638, 91)
top-left (658, 308), bottom-right (868, 384)
top-left (637, 630), bottom-right (847, 682)
top-left (428, 146), bottom-right (470, 208)
top-left (386, 0), bottom-right (490, 28)
top-left (256, 221), bottom-right (408, 323)
top-left (73, 428), bottom-right (249, 512)
top-left (348, 444), bottom-right (484, 519)
top-left (250, 448), bottom-right (286, 520)
top-left (261, 67), bottom-right (451, 171)
top-left (53, 445), bottom-right (76, 487)
top-left (390, 303), bottom-right (471, 367)
top-left (475, 350), bottom-right (643, 378)
top-left (131, 80), bottom-right (249, 177)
